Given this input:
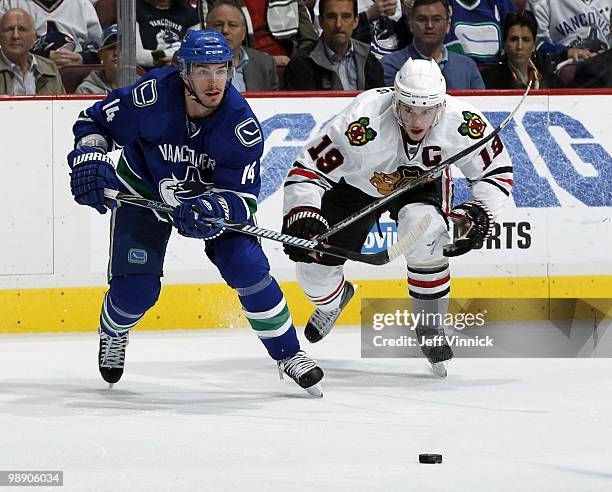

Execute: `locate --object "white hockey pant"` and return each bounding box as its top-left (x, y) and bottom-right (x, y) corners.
top-left (297, 203), bottom-right (451, 313)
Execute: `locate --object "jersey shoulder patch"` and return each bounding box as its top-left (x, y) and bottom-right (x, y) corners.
top-left (337, 89), bottom-right (389, 140)
top-left (457, 110), bottom-right (487, 139)
top-left (345, 117), bottom-right (378, 146)
top-left (132, 79), bottom-right (158, 108)
top-left (235, 117), bottom-right (262, 148)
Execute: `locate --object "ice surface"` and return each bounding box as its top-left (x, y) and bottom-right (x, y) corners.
top-left (1, 327), bottom-right (611, 491)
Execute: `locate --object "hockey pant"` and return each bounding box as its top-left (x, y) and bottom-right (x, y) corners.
top-left (99, 204), bottom-right (300, 361)
top-left (297, 202), bottom-right (451, 309)
top-left (295, 178), bottom-right (452, 344)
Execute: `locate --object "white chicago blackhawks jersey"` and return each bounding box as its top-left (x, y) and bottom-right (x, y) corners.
top-left (284, 88), bottom-right (513, 218)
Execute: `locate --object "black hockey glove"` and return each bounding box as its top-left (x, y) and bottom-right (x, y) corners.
top-left (443, 200), bottom-right (494, 257)
top-left (282, 207), bottom-right (329, 263)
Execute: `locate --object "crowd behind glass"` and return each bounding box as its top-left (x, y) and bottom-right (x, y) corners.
top-left (0, 0), bottom-right (610, 96)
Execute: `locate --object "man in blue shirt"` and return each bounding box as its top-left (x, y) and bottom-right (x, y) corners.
top-left (66, 30), bottom-right (324, 396)
top-left (381, 0), bottom-right (484, 89)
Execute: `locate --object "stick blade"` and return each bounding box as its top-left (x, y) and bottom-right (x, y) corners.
top-left (386, 214), bottom-right (433, 261)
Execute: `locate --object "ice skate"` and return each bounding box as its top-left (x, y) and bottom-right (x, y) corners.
top-left (98, 328), bottom-right (129, 388)
top-left (278, 350), bottom-right (324, 397)
top-left (430, 360), bottom-right (448, 378)
top-left (416, 327), bottom-right (453, 378)
top-left (304, 282), bottom-right (355, 343)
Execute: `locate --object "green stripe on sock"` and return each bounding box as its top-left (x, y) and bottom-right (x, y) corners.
top-left (246, 304), bottom-right (290, 332)
top-left (101, 307), bottom-right (139, 332)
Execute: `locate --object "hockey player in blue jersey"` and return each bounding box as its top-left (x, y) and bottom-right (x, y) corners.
top-left (67, 30), bottom-right (324, 396)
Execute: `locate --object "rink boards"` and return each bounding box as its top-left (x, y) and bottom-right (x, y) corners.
top-left (0, 91), bottom-right (611, 332)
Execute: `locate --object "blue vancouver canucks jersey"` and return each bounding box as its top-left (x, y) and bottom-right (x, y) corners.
top-left (72, 67), bottom-right (263, 218)
top-left (444, 0), bottom-right (517, 65)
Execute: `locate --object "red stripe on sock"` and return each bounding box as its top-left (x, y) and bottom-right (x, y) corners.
top-left (312, 278), bottom-right (345, 303)
top-left (407, 274), bottom-right (450, 288)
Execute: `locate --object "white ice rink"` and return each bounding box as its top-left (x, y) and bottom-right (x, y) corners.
top-left (1, 327), bottom-right (611, 491)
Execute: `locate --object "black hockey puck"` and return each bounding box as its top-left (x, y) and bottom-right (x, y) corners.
top-left (419, 453), bottom-right (442, 464)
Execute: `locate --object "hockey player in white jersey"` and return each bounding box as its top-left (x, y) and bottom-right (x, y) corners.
top-left (282, 58), bottom-right (513, 377)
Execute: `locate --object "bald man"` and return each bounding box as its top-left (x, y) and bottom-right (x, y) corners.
top-left (0, 8), bottom-right (65, 94)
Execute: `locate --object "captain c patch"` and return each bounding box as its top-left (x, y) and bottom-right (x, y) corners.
top-left (458, 111), bottom-right (486, 139)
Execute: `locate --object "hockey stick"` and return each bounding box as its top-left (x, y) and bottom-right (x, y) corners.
top-left (103, 189), bottom-right (431, 266)
top-left (317, 81), bottom-right (532, 241)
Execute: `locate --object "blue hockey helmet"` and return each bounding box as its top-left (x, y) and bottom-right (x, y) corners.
top-left (176, 30), bottom-right (233, 74)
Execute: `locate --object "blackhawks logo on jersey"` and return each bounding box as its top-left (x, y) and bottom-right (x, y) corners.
top-left (345, 117), bottom-right (377, 146)
top-left (458, 111), bottom-right (486, 139)
top-left (370, 166), bottom-right (423, 195)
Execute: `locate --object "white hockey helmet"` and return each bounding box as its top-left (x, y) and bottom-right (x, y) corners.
top-left (393, 58), bottom-right (446, 107)
top-left (393, 58), bottom-right (446, 135)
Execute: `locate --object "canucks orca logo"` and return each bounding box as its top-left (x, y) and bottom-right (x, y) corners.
top-left (31, 21), bottom-right (76, 58)
top-left (159, 167), bottom-right (211, 206)
top-left (458, 111), bottom-right (487, 139)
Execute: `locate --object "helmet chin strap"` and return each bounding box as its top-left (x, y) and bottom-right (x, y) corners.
top-left (184, 78), bottom-right (209, 108)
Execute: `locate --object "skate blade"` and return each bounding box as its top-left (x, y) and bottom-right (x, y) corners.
top-left (108, 383), bottom-right (114, 390)
top-left (430, 362), bottom-right (447, 378)
top-left (305, 383), bottom-right (323, 398)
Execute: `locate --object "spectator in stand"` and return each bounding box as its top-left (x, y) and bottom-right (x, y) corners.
top-left (573, 6), bottom-right (612, 88)
top-left (444, 0), bottom-right (517, 66)
top-left (284, 0), bottom-right (384, 90)
top-left (527, 0), bottom-right (611, 63)
top-left (381, 0), bottom-right (484, 88)
top-left (207, 0), bottom-right (279, 91)
top-left (75, 24), bottom-right (119, 94)
top-left (0, 0), bottom-right (102, 67)
top-left (313, 0), bottom-right (409, 58)
top-left (0, 8), bottom-right (65, 94)
top-left (96, 0), bottom-right (200, 68)
top-left (481, 10), bottom-right (545, 89)
top-left (136, 0), bottom-right (200, 68)
top-left (240, 0), bottom-right (318, 67)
